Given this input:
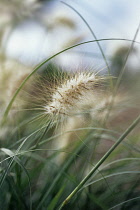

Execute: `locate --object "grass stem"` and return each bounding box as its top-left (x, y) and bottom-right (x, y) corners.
top-left (58, 114), bottom-right (140, 209)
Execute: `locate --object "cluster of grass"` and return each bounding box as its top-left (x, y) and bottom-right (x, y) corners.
top-left (0, 2), bottom-right (140, 210)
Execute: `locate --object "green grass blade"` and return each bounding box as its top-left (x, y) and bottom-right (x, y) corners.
top-left (47, 185), bottom-right (65, 210)
top-left (36, 132), bottom-right (94, 209)
top-left (58, 114), bottom-right (140, 209)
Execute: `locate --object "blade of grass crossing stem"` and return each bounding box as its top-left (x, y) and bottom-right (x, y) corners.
top-left (61, 1), bottom-right (113, 88)
top-left (58, 114), bottom-right (140, 209)
top-left (2, 39), bottom-right (140, 125)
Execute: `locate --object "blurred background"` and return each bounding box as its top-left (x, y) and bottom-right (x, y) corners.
top-left (1, 0), bottom-right (140, 72)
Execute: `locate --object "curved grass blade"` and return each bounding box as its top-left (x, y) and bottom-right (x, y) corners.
top-left (83, 171), bottom-right (140, 189)
top-left (61, 1), bottom-right (113, 88)
top-left (2, 38), bottom-right (140, 125)
top-left (109, 196), bottom-right (140, 210)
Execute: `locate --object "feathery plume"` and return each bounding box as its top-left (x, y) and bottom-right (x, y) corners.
top-left (44, 72), bottom-right (104, 118)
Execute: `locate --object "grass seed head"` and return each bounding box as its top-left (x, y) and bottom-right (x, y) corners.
top-left (44, 72), bottom-right (104, 118)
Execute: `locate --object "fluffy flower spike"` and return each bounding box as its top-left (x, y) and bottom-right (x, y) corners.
top-left (45, 72), bottom-right (103, 117)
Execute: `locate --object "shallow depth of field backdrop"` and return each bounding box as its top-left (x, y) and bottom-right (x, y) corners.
top-left (0, 0), bottom-right (140, 210)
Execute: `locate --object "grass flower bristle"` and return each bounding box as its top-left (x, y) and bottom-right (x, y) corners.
top-left (44, 72), bottom-right (104, 117)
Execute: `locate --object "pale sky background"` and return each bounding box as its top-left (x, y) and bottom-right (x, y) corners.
top-left (5, 0), bottom-right (140, 71)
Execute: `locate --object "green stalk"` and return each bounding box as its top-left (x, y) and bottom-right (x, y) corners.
top-left (58, 114), bottom-right (140, 210)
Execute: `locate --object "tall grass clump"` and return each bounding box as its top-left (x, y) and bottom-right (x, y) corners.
top-left (0, 1), bottom-right (140, 210)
